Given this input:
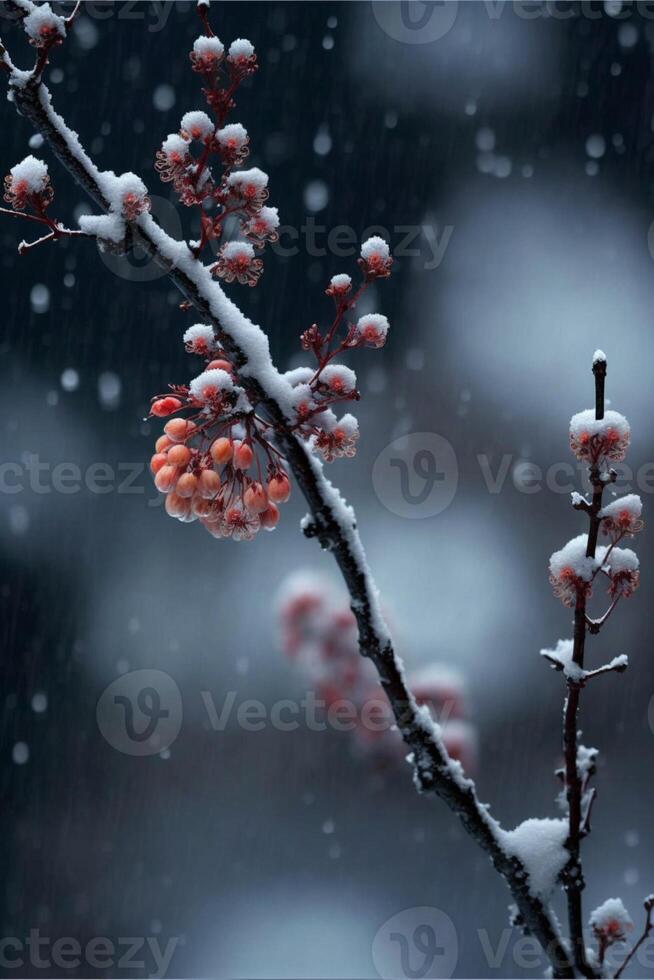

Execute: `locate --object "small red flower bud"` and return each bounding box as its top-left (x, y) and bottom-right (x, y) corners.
top-left (211, 241), bottom-right (263, 287)
top-left (165, 492), bottom-right (192, 520)
top-left (164, 418), bottom-right (195, 442)
top-left (210, 437), bottom-right (233, 466)
top-left (167, 444), bottom-right (192, 467)
top-left (150, 453), bottom-right (168, 475)
top-left (359, 236), bottom-right (393, 278)
top-left (190, 35), bottom-right (224, 73)
top-left (122, 191), bottom-right (150, 221)
top-left (151, 396), bottom-right (182, 417)
top-left (155, 435), bottom-right (173, 453)
top-left (267, 473), bottom-right (291, 504)
top-left (176, 472), bottom-right (198, 498)
top-left (198, 468), bottom-right (221, 499)
top-left (233, 441), bottom-right (254, 470)
top-left (155, 464), bottom-right (179, 494)
top-left (260, 502), bottom-right (280, 530)
top-left (244, 482), bottom-right (269, 514)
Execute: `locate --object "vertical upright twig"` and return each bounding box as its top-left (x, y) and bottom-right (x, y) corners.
top-left (563, 358), bottom-right (608, 979)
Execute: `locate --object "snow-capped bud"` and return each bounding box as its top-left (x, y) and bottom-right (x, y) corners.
top-left (325, 274), bottom-right (352, 299)
top-left (155, 435), bottom-right (172, 453)
top-left (260, 502), bottom-right (280, 530)
top-left (108, 173), bottom-right (150, 221)
top-left (267, 473), bottom-right (291, 504)
top-left (4, 156), bottom-right (52, 211)
top-left (590, 899), bottom-right (633, 949)
top-left (227, 38), bottom-right (257, 75)
top-left (191, 35), bottom-right (224, 72)
top-left (210, 437), bottom-right (233, 466)
top-left (155, 464), bottom-right (179, 494)
top-left (233, 441), bottom-right (254, 470)
top-left (569, 410), bottom-right (630, 464)
top-left (176, 472), bottom-right (198, 498)
top-left (164, 418), bottom-right (196, 442)
top-left (189, 367), bottom-right (234, 405)
top-left (360, 236), bottom-right (392, 278)
top-left (244, 481), bottom-right (269, 514)
top-left (162, 133), bottom-right (191, 160)
top-left (155, 134), bottom-right (191, 185)
top-left (352, 313), bottom-right (389, 349)
top-left (315, 413), bottom-right (360, 462)
top-left (216, 123), bottom-right (250, 165)
top-left (549, 534), bottom-right (601, 607)
top-left (198, 468), bottom-right (221, 499)
top-left (151, 396), bottom-right (183, 417)
top-left (180, 110), bottom-right (214, 142)
top-left (167, 444), bottom-right (192, 467)
top-left (165, 491), bottom-right (191, 520)
top-left (122, 191), bottom-right (150, 221)
top-left (244, 206), bottom-right (280, 246)
top-left (289, 384), bottom-right (316, 421)
top-left (150, 453), bottom-right (168, 474)
top-left (183, 324), bottom-right (216, 356)
top-left (211, 241), bottom-right (263, 287)
top-left (600, 494), bottom-right (643, 540)
top-left (225, 168), bottom-right (269, 210)
top-left (23, 4), bottom-right (66, 48)
top-left (320, 365), bottom-right (357, 397)
top-left (605, 547), bottom-right (640, 599)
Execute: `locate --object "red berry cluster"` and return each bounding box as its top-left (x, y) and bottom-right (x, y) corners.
top-left (150, 327), bottom-right (291, 541)
top-left (145, 3), bottom-right (394, 543)
top-left (153, 26), bottom-right (277, 282)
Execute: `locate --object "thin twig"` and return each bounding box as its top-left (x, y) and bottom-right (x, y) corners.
top-left (614, 898), bottom-right (654, 979)
top-left (562, 360), bottom-right (609, 980)
top-left (585, 595), bottom-right (622, 634)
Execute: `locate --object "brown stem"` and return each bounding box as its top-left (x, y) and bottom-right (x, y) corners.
top-left (614, 899), bottom-right (654, 979)
top-left (562, 359), bottom-right (611, 980)
top-left (0, 51), bottom-right (577, 980)
top-left (585, 595), bottom-right (622, 634)
top-left (584, 659), bottom-right (628, 681)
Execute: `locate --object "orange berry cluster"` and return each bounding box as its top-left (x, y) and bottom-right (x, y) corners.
top-left (151, 419), bottom-right (291, 541)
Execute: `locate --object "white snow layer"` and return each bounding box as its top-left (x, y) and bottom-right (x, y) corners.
top-left (500, 818), bottom-right (569, 900)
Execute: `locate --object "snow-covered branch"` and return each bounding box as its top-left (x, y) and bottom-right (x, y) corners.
top-left (3, 6), bottom-right (647, 978)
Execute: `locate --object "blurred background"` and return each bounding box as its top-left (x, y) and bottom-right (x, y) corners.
top-left (1, 1), bottom-right (654, 976)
